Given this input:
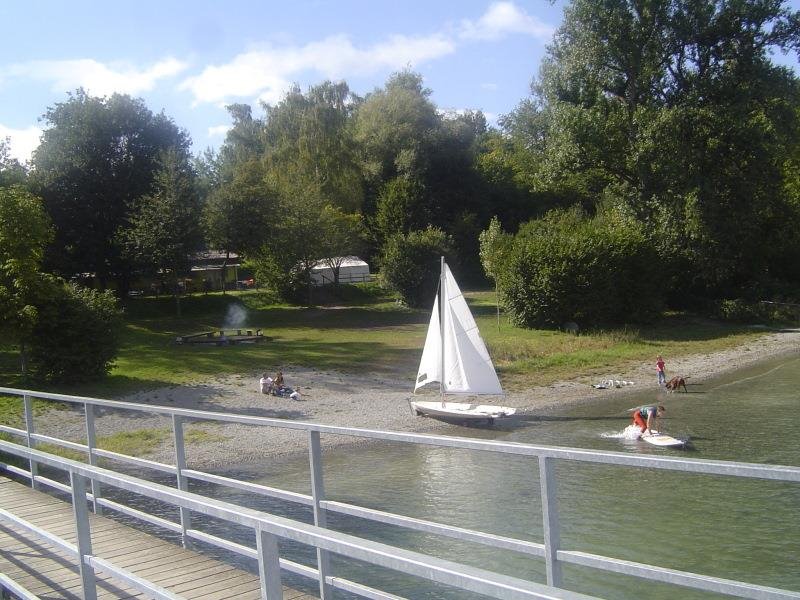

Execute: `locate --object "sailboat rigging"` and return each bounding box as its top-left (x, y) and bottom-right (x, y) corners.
top-left (410, 257), bottom-right (516, 422)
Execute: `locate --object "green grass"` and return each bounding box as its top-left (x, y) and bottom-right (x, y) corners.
top-left (0, 286), bottom-right (780, 399)
top-left (1, 426), bottom-right (228, 462)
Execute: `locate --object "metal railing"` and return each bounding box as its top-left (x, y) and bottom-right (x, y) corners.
top-left (0, 386), bottom-right (799, 600)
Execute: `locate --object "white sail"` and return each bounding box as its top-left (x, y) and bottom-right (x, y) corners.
top-left (414, 262), bottom-right (503, 396)
top-left (441, 264), bottom-right (503, 395)
top-left (414, 296), bottom-right (441, 392)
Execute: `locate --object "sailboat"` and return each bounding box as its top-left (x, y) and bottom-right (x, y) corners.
top-left (410, 257), bottom-right (516, 423)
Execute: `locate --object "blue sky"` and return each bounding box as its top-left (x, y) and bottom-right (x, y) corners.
top-left (1, 1), bottom-right (797, 164)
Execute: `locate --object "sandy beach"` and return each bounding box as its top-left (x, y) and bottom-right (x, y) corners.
top-left (33, 327), bottom-right (800, 470)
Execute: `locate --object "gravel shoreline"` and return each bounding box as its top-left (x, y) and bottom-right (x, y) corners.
top-left (34, 328), bottom-right (800, 470)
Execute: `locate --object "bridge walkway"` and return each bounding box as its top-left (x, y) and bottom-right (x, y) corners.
top-left (0, 476), bottom-right (314, 599)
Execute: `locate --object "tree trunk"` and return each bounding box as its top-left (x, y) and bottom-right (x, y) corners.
top-left (221, 250), bottom-right (230, 295)
top-left (174, 276), bottom-right (182, 318)
top-left (19, 341), bottom-right (28, 377)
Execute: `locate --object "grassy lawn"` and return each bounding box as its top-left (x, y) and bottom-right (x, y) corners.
top-left (0, 285), bottom-right (776, 398)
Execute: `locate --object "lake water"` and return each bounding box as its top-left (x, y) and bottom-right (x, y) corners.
top-left (122, 353), bottom-right (800, 599)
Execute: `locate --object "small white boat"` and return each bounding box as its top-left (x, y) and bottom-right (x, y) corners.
top-left (410, 257), bottom-right (516, 423)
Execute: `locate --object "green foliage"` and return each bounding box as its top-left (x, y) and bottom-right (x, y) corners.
top-left (123, 149), bottom-right (203, 277)
top-left (202, 158), bottom-right (274, 257)
top-left (378, 227), bottom-right (453, 308)
top-left (32, 90), bottom-right (190, 290)
top-left (499, 208), bottom-right (664, 328)
top-left (263, 81), bottom-right (364, 213)
top-left (355, 71), bottom-right (439, 185)
top-left (29, 282), bottom-right (121, 383)
top-left (374, 176), bottom-right (427, 239)
top-left (0, 139), bottom-right (27, 187)
top-left (505, 0), bottom-right (800, 299)
top-left (478, 216), bottom-right (512, 282)
top-left (713, 299), bottom-right (766, 323)
top-left (0, 186), bottom-right (53, 372)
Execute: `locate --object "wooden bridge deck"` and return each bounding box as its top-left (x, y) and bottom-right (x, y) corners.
top-left (0, 477), bottom-right (315, 599)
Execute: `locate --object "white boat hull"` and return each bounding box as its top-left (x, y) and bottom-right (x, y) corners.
top-left (410, 400), bottom-right (516, 421)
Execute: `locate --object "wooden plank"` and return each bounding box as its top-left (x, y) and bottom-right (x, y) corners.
top-left (188, 575), bottom-right (263, 599)
top-left (0, 476), bottom-right (315, 599)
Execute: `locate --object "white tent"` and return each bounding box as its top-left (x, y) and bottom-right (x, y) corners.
top-left (310, 256), bottom-right (370, 286)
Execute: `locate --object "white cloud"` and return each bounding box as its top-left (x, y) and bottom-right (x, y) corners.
top-left (180, 33), bottom-right (455, 105)
top-left (0, 124), bottom-right (42, 163)
top-left (207, 124), bottom-right (231, 138)
top-left (4, 57), bottom-right (188, 96)
top-left (460, 2), bottom-right (554, 41)
top-left (481, 82), bottom-right (499, 91)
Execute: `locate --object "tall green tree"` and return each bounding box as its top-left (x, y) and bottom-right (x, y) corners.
top-left (122, 149), bottom-right (203, 316)
top-left (202, 158), bottom-right (275, 291)
top-left (0, 186), bottom-right (52, 374)
top-left (263, 81), bottom-right (364, 213)
top-left (511, 0), bottom-right (800, 297)
top-left (32, 90), bottom-right (190, 293)
top-left (355, 71), bottom-right (439, 187)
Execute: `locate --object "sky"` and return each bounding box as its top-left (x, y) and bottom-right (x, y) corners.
top-left (1, 1), bottom-right (798, 164)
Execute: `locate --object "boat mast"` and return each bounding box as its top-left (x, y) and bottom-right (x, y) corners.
top-left (439, 256), bottom-right (446, 407)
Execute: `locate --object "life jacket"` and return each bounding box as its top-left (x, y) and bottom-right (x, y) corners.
top-left (638, 406), bottom-right (657, 419)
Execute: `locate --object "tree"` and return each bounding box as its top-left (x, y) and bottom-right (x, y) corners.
top-left (0, 186), bottom-right (52, 374)
top-left (202, 158), bottom-right (275, 292)
top-left (263, 81), bottom-right (364, 213)
top-left (510, 0), bottom-right (800, 297)
top-left (498, 207), bottom-right (663, 328)
top-left (29, 282), bottom-right (121, 383)
top-left (479, 216), bottom-right (512, 330)
top-left (0, 139), bottom-right (28, 187)
top-left (122, 149), bottom-right (203, 316)
top-left (378, 227), bottom-right (454, 308)
top-left (32, 90), bottom-right (191, 293)
top-left (317, 206), bottom-right (366, 285)
top-left (373, 176), bottom-right (428, 240)
top-left (355, 71), bottom-right (439, 187)
top-left (251, 177), bottom-right (330, 303)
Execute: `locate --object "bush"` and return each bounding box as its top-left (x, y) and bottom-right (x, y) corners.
top-left (29, 281), bottom-right (121, 383)
top-left (249, 251), bottom-right (310, 303)
top-left (498, 207), bottom-right (664, 328)
top-left (378, 227), bottom-right (454, 308)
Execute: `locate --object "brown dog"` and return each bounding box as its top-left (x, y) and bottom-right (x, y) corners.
top-left (665, 376), bottom-right (688, 392)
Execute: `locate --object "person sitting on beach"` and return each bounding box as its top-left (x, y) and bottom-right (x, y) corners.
top-left (632, 405), bottom-right (665, 436)
top-left (273, 370), bottom-right (285, 394)
top-left (259, 373), bottom-right (273, 395)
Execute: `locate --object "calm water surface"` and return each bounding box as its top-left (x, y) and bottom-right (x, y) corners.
top-left (127, 354), bottom-right (800, 598)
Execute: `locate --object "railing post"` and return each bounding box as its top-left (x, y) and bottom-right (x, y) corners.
top-left (172, 415), bottom-right (192, 546)
top-left (256, 525), bottom-right (283, 599)
top-left (84, 402), bottom-right (102, 514)
top-left (22, 395), bottom-right (38, 489)
top-left (70, 471), bottom-right (97, 600)
top-left (539, 455), bottom-right (563, 588)
top-left (308, 430), bottom-right (331, 599)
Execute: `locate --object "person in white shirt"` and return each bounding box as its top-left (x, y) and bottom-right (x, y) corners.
top-left (259, 373), bottom-right (273, 394)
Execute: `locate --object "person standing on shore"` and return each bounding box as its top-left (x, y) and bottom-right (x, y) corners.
top-left (656, 355), bottom-right (666, 386)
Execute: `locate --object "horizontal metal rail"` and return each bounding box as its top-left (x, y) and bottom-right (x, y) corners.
top-left (1, 386), bottom-right (799, 600)
top-left (0, 572), bottom-right (39, 600)
top-left (0, 440), bottom-right (595, 600)
top-left (2, 386), bottom-right (797, 481)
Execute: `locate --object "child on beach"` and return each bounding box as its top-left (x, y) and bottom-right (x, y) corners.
top-left (656, 355), bottom-right (666, 386)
